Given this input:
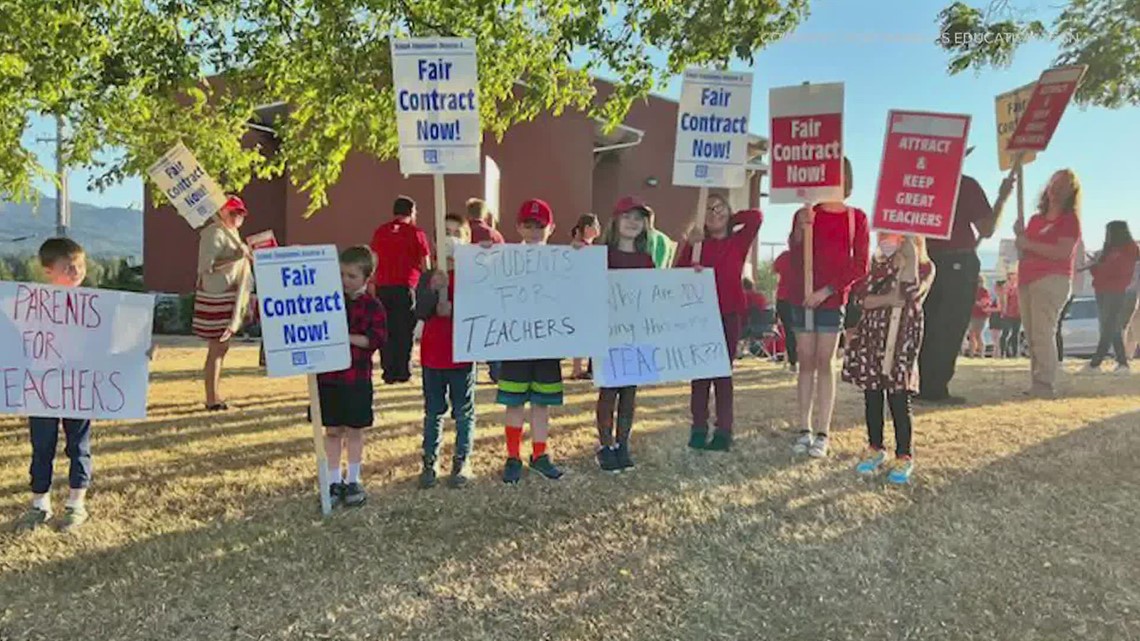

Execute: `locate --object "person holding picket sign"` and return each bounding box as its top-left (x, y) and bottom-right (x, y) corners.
top-left (571, 213), bottom-right (602, 380)
top-left (843, 234), bottom-right (935, 484)
top-left (675, 193), bottom-right (763, 452)
top-left (788, 157), bottom-right (870, 458)
top-left (595, 197), bottom-right (657, 471)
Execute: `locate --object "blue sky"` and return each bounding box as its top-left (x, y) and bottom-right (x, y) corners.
top-left (21, 0), bottom-right (1139, 251)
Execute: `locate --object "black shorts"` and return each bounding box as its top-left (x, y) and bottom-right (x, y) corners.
top-left (307, 381), bottom-right (375, 428)
top-left (989, 313), bottom-right (1005, 330)
top-left (497, 359), bottom-right (564, 407)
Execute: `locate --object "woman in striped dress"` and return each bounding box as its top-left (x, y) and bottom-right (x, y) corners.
top-left (194, 196), bottom-right (253, 411)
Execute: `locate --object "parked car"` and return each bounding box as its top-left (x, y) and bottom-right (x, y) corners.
top-left (1059, 296), bottom-right (1099, 357)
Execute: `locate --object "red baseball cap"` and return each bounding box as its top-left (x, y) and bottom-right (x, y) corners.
top-left (517, 199), bottom-right (553, 227)
top-left (221, 195), bottom-right (249, 216)
top-left (612, 195), bottom-right (650, 218)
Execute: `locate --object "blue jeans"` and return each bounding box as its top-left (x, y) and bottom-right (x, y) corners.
top-left (422, 366), bottom-right (476, 462)
top-left (28, 417), bottom-right (92, 494)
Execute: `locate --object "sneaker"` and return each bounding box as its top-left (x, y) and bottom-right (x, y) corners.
top-left (596, 446), bottom-right (621, 472)
top-left (788, 363), bottom-right (798, 374)
top-left (15, 506), bottom-right (53, 532)
top-left (58, 505), bottom-right (89, 533)
top-left (418, 460), bottom-right (439, 489)
top-left (1113, 363), bottom-right (1132, 376)
top-left (448, 459), bottom-right (472, 489)
top-left (808, 434), bottom-right (830, 458)
top-left (704, 431), bottom-right (732, 452)
top-left (688, 426), bottom-right (709, 450)
top-left (615, 442), bottom-right (635, 470)
top-left (328, 482), bottom-right (347, 507)
top-left (887, 458), bottom-right (915, 485)
top-left (855, 448), bottom-right (888, 476)
top-left (502, 457), bottom-right (524, 484)
top-left (342, 482), bottom-right (367, 506)
top-left (529, 454), bottom-right (564, 480)
top-left (792, 431), bottom-right (813, 454)
top-left (1084, 362), bottom-right (1102, 374)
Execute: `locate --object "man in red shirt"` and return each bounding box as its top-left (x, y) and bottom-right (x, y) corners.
top-left (369, 196), bottom-right (430, 384)
top-left (918, 149), bottom-right (1014, 403)
top-left (466, 198), bottom-right (504, 245)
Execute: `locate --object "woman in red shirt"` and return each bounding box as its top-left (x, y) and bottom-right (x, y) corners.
top-left (675, 193), bottom-right (763, 452)
top-left (966, 276), bottom-right (992, 358)
top-left (1015, 169), bottom-right (1082, 396)
top-left (787, 158), bottom-right (871, 458)
top-left (1000, 273), bottom-right (1022, 357)
top-left (1086, 221), bottom-right (1139, 372)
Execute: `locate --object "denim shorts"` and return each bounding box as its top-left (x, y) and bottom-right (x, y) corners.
top-left (790, 305), bottom-right (845, 333)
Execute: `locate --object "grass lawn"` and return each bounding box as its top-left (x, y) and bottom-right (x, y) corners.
top-left (2, 341), bottom-right (1139, 640)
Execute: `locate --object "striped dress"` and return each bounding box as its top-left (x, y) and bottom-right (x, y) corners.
top-left (193, 222), bottom-right (252, 341)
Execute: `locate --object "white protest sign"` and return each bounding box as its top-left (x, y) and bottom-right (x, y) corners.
top-left (253, 245), bottom-right (351, 378)
top-left (146, 142), bottom-right (228, 228)
top-left (594, 269), bottom-right (730, 387)
top-left (0, 283), bottom-right (154, 420)
top-left (453, 244), bottom-right (608, 361)
top-left (391, 37), bottom-right (480, 175)
top-left (768, 82), bottom-right (845, 204)
top-left (672, 69), bottom-right (753, 188)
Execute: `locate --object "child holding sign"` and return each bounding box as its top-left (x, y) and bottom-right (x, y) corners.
top-left (675, 193), bottom-right (763, 452)
top-left (415, 222), bottom-right (476, 489)
top-left (316, 246), bottom-right (387, 507)
top-left (494, 199), bottom-right (568, 483)
top-left (788, 158), bottom-right (870, 458)
top-left (843, 235), bottom-right (934, 484)
top-left (595, 197), bottom-right (657, 471)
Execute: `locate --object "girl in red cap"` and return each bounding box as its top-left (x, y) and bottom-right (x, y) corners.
top-left (193, 195), bottom-right (254, 411)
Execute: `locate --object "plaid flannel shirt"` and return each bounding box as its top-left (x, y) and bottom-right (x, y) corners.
top-left (318, 292), bottom-right (387, 386)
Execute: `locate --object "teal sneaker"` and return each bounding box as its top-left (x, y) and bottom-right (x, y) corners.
top-left (887, 458), bottom-right (914, 485)
top-left (529, 454), bottom-right (564, 480)
top-left (855, 448), bottom-right (888, 476)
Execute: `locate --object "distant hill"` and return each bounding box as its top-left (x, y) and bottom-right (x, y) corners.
top-left (0, 196), bottom-right (142, 260)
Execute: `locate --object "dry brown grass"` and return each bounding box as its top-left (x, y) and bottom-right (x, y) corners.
top-left (1, 340), bottom-right (1139, 640)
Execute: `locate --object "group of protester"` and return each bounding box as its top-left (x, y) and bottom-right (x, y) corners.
top-left (16, 152), bottom-right (1137, 531)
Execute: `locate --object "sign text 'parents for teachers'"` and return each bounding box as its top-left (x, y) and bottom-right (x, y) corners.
top-left (253, 245), bottom-right (351, 378)
top-left (146, 142), bottom-right (228, 229)
top-left (453, 244), bottom-right (608, 361)
top-left (0, 283), bottom-right (154, 420)
top-left (595, 269), bottom-right (730, 388)
top-left (672, 69), bottom-right (753, 188)
top-left (768, 82), bottom-right (844, 204)
top-left (872, 110), bottom-right (971, 239)
top-left (391, 37), bottom-right (480, 175)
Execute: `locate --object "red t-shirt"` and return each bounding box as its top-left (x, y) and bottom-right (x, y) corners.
top-left (773, 251), bottom-right (793, 301)
top-left (608, 246), bottom-right (656, 269)
top-left (971, 286), bottom-right (992, 319)
top-left (370, 218), bottom-right (430, 287)
top-left (420, 273), bottom-right (467, 370)
top-left (675, 210), bottom-right (763, 315)
top-left (746, 291), bottom-right (769, 311)
top-left (1090, 243), bottom-right (1140, 294)
top-left (928, 175), bottom-right (993, 254)
top-left (1002, 286), bottom-right (1021, 319)
top-left (787, 205), bottom-right (871, 310)
top-left (1018, 212), bottom-right (1081, 286)
top-left (468, 219), bottom-right (505, 245)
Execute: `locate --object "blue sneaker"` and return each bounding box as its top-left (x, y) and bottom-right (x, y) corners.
top-left (887, 458), bottom-right (914, 485)
top-left (855, 449), bottom-right (888, 476)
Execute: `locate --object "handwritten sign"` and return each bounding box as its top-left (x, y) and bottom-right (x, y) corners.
top-left (594, 269), bottom-right (730, 387)
top-left (253, 245), bottom-right (351, 378)
top-left (0, 283), bottom-right (154, 420)
top-left (672, 69), bottom-right (753, 188)
top-left (995, 83), bottom-right (1038, 171)
top-left (872, 110), bottom-right (971, 239)
top-left (146, 142), bottom-right (228, 229)
top-left (391, 37), bottom-right (480, 175)
top-left (769, 82), bottom-right (844, 204)
top-left (1007, 65), bottom-right (1087, 152)
top-left (453, 244), bottom-right (607, 361)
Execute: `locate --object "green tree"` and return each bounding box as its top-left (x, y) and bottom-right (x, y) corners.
top-left (937, 0), bottom-right (1140, 107)
top-left (0, 1), bottom-right (808, 214)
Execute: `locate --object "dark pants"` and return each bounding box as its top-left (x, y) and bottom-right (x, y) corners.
top-left (776, 300), bottom-right (798, 366)
top-left (1002, 319), bottom-right (1022, 357)
top-left (1056, 296), bottom-right (1073, 361)
top-left (692, 313), bottom-right (740, 435)
top-left (1092, 292), bottom-right (1138, 367)
top-left (597, 386), bottom-right (637, 447)
top-left (28, 417), bottom-right (92, 494)
top-left (377, 286), bottom-right (414, 382)
top-left (488, 361), bottom-right (501, 383)
top-left (919, 251), bottom-right (980, 398)
top-left (421, 366), bottom-right (476, 463)
top-left (864, 390), bottom-right (913, 458)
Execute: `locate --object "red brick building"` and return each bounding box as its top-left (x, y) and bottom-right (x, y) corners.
top-left (144, 82), bottom-right (769, 293)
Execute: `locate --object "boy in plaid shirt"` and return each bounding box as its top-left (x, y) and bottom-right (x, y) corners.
top-left (314, 246), bottom-right (387, 507)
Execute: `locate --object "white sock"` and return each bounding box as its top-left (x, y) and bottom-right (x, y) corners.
top-left (329, 467), bottom-right (343, 485)
top-left (32, 494), bottom-right (50, 511)
top-left (346, 463), bottom-right (361, 483)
